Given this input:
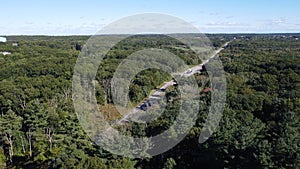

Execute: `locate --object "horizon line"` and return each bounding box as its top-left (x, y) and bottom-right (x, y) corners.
top-left (1, 32), bottom-right (300, 37)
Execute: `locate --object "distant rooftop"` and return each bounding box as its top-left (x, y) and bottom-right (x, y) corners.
top-left (0, 37), bottom-right (7, 42)
top-left (0, 52), bottom-right (11, 55)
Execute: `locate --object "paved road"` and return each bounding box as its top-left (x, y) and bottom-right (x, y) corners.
top-left (115, 80), bottom-right (176, 125)
top-left (181, 41), bottom-right (231, 77)
top-left (115, 40), bottom-right (232, 125)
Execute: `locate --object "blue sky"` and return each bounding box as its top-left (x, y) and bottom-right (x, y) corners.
top-left (1, 0), bottom-right (299, 35)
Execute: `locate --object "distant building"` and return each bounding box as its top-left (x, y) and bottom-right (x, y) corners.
top-left (0, 37), bottom-right (7, 42)
top-left (12, 42), bottom-right (18, 46)
top-left (0, 52), bottom-right (11, 55)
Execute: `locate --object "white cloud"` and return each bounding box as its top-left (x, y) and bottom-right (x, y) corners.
top-left (271, 18), bottom-right (286, 25)
top-left (253, 18), bottom-right (300, 33)
top-left (206, 21), bottom-right (240, 26)
top-left (209, 12), bottom-right (220, 16)
top-left (225, 16), bottom-right (234, 19)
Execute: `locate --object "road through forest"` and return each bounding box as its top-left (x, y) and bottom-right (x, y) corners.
top-left (115, 40), bottom-right (232, 125)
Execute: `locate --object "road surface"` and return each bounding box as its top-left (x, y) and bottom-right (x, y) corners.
top-left (181, 40), bottom-right (231, 77)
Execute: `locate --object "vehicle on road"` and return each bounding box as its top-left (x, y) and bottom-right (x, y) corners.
top-left (140, 103), bottom-right (147, 111)
top-left (186, 69), bottom-right (192, 74)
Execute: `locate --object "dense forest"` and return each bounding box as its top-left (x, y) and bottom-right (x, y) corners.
top-left (0, 34), bottom-right (299, 168)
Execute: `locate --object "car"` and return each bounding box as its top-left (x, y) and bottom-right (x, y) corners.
top-left (186, 69), bottom-right (192, 74)
top-left (140, 103), bottom-right (147, 111)
top-left (147, 100), bottom-right (152, 107)
top-left (159, 88), bottom-right (166, 92)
